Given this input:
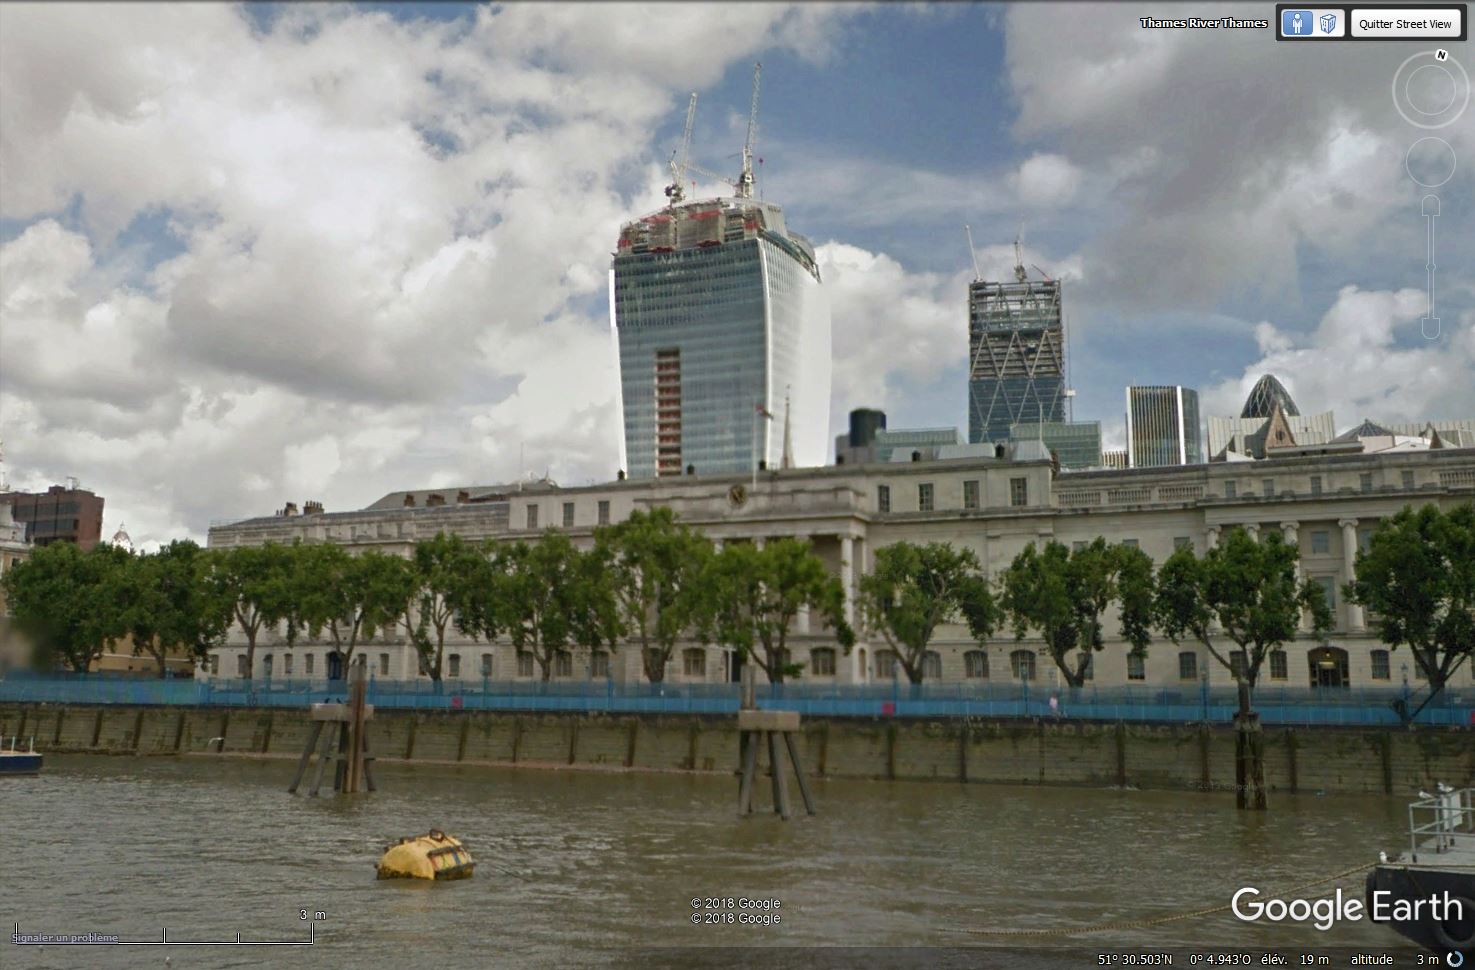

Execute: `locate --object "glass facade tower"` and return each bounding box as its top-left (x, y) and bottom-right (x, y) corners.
top-left (1126, 385), bottom-right (1204, 468)
top-left (612, 198), bottom-right (830, 479)
top-left (967, 275), bottom-right (1066, 445)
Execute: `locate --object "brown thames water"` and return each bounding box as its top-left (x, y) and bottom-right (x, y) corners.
top-left (1, 754), bottom-right (1426, 970)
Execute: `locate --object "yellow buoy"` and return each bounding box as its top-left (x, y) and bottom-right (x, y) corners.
top-left (376, 830), bottom-right (475, 880)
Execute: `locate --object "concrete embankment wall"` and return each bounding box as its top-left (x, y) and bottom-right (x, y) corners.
top-left (2, 703), bottom-right (1471, 795)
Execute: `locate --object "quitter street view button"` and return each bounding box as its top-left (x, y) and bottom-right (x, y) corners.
top-left (1351, 7), bottom-right (1464, 37)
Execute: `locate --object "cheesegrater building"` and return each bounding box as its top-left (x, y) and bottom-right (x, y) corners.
top-left (611, 197), bottom-right (831, 479)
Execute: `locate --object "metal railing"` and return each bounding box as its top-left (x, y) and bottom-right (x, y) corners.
top-left (0, 673), bottom-right (1470, 726)
top-left (1408, 786), bottom-right (1474, 858)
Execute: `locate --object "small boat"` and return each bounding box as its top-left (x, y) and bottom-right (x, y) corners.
top-left (1368, 785), bottom-right (1475, 956)
top-left (376, 830), bottom-right (474, 881)
top-left (0, 736), bottom-right (42, 776)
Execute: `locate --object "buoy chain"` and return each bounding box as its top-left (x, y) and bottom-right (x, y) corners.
top-left (959, 862), bottom-right (1376, 938)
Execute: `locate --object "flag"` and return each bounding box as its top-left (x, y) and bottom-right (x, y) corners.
top-left (755, 403), bottom-right (774, 419)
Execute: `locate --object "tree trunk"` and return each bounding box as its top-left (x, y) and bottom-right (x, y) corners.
top-left (1234, 679), bottom-right (1267, 811)
top-left (905, 663), bottom-right (923, 685)
top-left (243, 634), bottom-right (256, 682)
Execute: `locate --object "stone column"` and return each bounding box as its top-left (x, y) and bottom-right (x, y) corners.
top-left (1340, 518), bottom-right (1366, 632)
top-left (796, 534), bottom-right (811, 635)
top-left (1244, 523), bottom-right (1260, 541)
top-left (1281, 521), bottom-right (1306, 631)
top-left (840, 535), bottom-right (854, 627)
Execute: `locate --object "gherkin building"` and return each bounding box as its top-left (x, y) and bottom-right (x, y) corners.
top-left (1240, 374), bottom-right (1300, 418)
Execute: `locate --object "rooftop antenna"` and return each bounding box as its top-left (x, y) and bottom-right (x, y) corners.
top-left (964, 225), bottom-right (982, 282)
top-left (664, 92), bottom-right (698, 205)
top-left (1013, 228), bottom-right (1027, 283)
top-left (737, 62), bottom-right (761, 199)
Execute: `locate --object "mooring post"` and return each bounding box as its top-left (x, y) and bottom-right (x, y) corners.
top-left (768, 731), bottom-right (790, 820)
top-left (345, 662), bottom-right (368, 794)
top-left (288, 721), bottom-right (325, 794)
top-left (783, 732), bottom-right (816, 815)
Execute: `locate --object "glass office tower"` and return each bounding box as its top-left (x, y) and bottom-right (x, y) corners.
top-left (611, 198), bottom-right (830, 479)
top-left (967, 272), bottom-right (1066, 445)
top-left (1126, 385), bottom-right (1204, 467)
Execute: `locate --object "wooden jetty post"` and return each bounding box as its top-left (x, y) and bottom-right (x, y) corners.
top-left (288, 661), bottom-right (377, 796)
top-left (735, 665), bottom-right (814, 819)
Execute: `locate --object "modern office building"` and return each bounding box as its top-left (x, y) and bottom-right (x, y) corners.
top-left (967, 249), bottom-right (1066, 446)
top-left (1008, 421), bottom-right (1102, 470)
top-left (611, 195), bottom-right (831, 479)
top-left (0, 482), bottom-right (105, 549)
top-left (1126, 386), bottom-right (1203, 468)
top-left (206, 444), bottom-right (1475, 691)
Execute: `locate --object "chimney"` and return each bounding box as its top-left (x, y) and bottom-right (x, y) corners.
top-left (282, 502), bottom-right (299, 517)
top-left (426, 493), bottom-right (446, 507)
top-left (456, 490), bottom-right (470, 504)
top-left (304, 500), bottom-right (324, 515)
top-left (403, 494), bottom-right (416, 508)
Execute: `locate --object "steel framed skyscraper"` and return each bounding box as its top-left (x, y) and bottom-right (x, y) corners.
top-left (611, 198), bottom-right (830, 479)
top-left (967, 254), bottom-right (1066, 445)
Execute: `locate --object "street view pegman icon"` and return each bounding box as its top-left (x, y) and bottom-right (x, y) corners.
top-left (1283, 9), bottom-right (1312, 35)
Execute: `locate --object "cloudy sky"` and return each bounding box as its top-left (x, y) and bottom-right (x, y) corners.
top-left (1, 2), bottom-right (1472, 548)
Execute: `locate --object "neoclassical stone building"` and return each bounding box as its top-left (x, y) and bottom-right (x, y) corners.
top-left (204, 446), bottom-right (1475, 691)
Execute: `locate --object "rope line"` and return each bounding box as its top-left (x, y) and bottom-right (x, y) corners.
top-left (958, 862), bottom-right (1375, 938)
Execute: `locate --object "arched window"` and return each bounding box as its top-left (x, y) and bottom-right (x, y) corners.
top-left (448, 653), bottom-right (462, 679)
top-left (682, 648), bottom-right (706, 678)
top-left (857, 648), bottom-right (867, 680)
top-left (480, 653), bottom-right (493, 678)
top-left (1010, 649), bottom-right (1036, 682)
top-left (517, 651), bottom-right (535, 678)
top-left (964, 650), bottom-right (988, 679)
top-left (922, 650), bottom-right (942, 681)
top-left (810, 647), bottom-right (836, 676)
top-left (283, 653), bottom-right (293, 678)
top-left (554, 650), bottom-right (574, 678)
top-left (1127, 653), bottom-right (1145, 681)
top-left (1308, 646), bottom-right (1349, 689)
top-left (1269, 649), bottom-right (1288, 680)
top-left (874, 649), bottom-right (899, 679)
top-left (590, 650), bottom-right (610, 678)
top-left (236, 654), bottom-right (248, 678)
top-left (262, 654), bottom-right (274, 681)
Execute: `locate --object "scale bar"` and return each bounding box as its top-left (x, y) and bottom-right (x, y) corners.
top-left (12, 922), bottom-right (315, 946)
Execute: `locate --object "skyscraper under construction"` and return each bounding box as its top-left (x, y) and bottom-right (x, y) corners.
top-left (967, 244), bottom-right (1066, 446)
top-left (611, 68), bottom-right (831, 479)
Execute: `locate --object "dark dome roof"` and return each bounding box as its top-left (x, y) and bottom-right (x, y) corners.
top-left (1241, 374), bottom-right (1300, 418)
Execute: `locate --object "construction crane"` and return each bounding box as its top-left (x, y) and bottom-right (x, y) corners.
top-left (736, 62), bottom-right (761, 199)
top-left (964, 225), bottom-right (982, 281)
top-left (685, 159), bottom-right (739, 194)
top-left (664, 92), bottom-right (698, 205)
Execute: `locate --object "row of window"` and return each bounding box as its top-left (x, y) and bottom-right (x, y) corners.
top-left (1227, 470), bottom-right (1409, 500)
top-left (528, 500), bottom-right (612, 531)
top-left (877, 478), bottom-right (1029, 514)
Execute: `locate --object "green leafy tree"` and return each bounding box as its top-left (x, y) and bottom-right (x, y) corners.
top-left (594, 507), bottom-right (713, 683)
top-left (202, 543), bottom-right (296, 680)
top-left (399, 532), bottom-right (488, 683)
top-left (292, 544), bottom-right (414, 675)
top-left (1346, 502), bottom-right (1475, 720)
top-left (1000, 538), bottom-right (1155, 689)
top-left (1153, 528), bottom-right (1331, 810)
top-left (701, 539), bottom-right (854, 684)
top-left (856, 541), bottom-right (998, 684)
top-left (1, 542), bottom-right (131, 672)
top-left (118, 540), bottom-right (234, 677)
top-left (493, 532), bottom-right (585, 682)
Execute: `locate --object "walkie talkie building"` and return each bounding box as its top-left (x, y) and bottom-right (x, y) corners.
top-left (611, 198), bottom-right (831, 479)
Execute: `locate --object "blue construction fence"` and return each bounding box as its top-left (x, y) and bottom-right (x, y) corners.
top-left (0, 672), bottom-right (1471, 727)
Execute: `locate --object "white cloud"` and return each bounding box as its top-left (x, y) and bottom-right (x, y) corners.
top-left (1202, 286), bottom-right (1475, 426)
top-left (0, 3), bottom-right (870, 547)
top-left (1011, 153), bottom-right (1082, 207)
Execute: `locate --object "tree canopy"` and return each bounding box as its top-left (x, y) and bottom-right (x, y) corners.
top-left (1346, 502), bottom-right (1475, 716)
top-left (857, 541), bottom-right (997, 684)
top-left (1000, 538), bottom-right (1154, 688)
